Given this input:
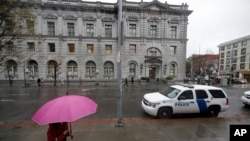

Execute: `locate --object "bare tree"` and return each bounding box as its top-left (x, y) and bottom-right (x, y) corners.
top-left (0, 0), bottom-right (37, 84)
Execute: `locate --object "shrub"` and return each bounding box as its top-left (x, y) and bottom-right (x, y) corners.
top-left (166, 75), bottom-right (174, 80)
top-left (141, 77), bottom-right (149, 80)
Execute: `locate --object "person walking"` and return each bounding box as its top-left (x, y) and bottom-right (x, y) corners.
top-left (131, 77), bottom-right (134, 85)
top-left (47, 122), bottom-right (71, 141)
top-left (124, 78), bottom-right (128, 87)
top-left (37, 78), bottom-right (41, 87)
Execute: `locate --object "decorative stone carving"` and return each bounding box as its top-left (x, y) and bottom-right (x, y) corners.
top-left (83, 16), bottom-right (96, 21)
top-left (42, 14), bottom-right (57, 19)
top-left (63, 15), bottom-right (77, 20)
top-left (127, 16), bottom-right (138, 22)
top-left (148, 17), bottom-right (159, 23)
top-left (102, 17), bottom-right (115, 22)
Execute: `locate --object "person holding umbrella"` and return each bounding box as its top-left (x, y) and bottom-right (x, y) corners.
top-left (32, 95), bottom-right (97, 140)
top-left (47, 122), bottom-right (71, 141)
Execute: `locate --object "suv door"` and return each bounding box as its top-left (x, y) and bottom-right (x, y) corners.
top-left (174, 90), bottom-right (200, 114)
top-left (195, 90), bottom-right (210, 113)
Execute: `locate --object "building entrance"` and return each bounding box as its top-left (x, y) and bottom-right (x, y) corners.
top-left (149, 67), bottom-right (156, 79)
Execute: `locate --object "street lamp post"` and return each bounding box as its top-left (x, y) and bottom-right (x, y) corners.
top-left (25, 68), bottom-right (30, 86)
top-left (95, 70), bottom-right (99, 86)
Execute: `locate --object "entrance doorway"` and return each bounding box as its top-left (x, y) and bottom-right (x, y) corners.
top-left (149, 67), bottom-right (156, 79)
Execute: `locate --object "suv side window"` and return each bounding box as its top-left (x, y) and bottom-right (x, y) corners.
top-left (178, 90), bottom-right (194, 100)
top-left (209, 90), bottom-right (226, 98)
top-left (195, 90), bottom-right (208, 99)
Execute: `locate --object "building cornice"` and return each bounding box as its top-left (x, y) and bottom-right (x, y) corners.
top-left (21, 0), bottom-right (191, 16)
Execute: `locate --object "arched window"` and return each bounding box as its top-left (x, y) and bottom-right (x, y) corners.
top-left (86, 61), bottom-right (96, 77)
top-left (67, 61), bottom-right (77, 78)
top-left (129, 62), bottom-right (136, 77)
top-left (5, 60), bottom-right (17, 78)
top-left (104, 61), bottom-right (114, 78)
top-left (28, 60), bottom-right (38, 78)
top-left (47, 60), bottom-right (58, 77)
top-left (169, 64), bottom-right (176, 76)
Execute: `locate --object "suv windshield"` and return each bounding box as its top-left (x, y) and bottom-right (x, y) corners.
top-left (160, 87), bottom-right (181, 98)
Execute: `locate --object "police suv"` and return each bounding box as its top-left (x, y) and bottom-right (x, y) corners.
top-left (141, 84), bottom-right (229, 118)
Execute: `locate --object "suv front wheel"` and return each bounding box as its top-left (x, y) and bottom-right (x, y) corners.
top-left (157, 107), bottom-right (172, 118)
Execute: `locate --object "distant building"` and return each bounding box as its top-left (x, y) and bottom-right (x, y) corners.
top-left (1, 0), bottom-right (192, 82)
top-left (218, 35), bottom-right (250, 81)
top-left (191, 54), bottom-right (219, 79)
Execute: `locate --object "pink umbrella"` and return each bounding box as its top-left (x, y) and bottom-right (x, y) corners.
top-left (32, 95), bottom-right (97, 125)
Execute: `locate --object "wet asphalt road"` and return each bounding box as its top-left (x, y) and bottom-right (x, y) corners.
top-left (0, 82), bottom-right (250, 141)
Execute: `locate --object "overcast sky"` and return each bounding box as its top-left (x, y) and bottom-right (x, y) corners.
top-left (81, 0), bottom-right (250, 57)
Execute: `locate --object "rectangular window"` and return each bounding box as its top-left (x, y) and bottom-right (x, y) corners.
top-left (48, 43), bottom-right (55, 52)
top-left (220, 66), bottom-right (224, 71)
top-left (220, 47), bottom-right (225, 51)
top-left (240, 63), bottom-right (245, 69)
top-left (233, 43), bottom-right (238, 48)
top-left (220, 59), bottom-right (224, 64)
top-left (226, 51), bottom-right (230, 57)
top-left (27, 42), bottom-right (35, 52)
top-left (129, 44), bottom-right (136, 53)
top-left (129, 24), bottom-right (136, 37)
top-left (241, 48), bottom-right (246, 55)
top-left (105, 25), bottom-right (112, 38)
top-left (68, 44), bottom-right (75, 52)
top-left (232, 58), bottom-right (237, 63)
top-left (86, 24), bottom-right (94, 37)
top-left (232, 64), bottom-right (236, 71)
top-left (105, 45), bottom-right (112, 54)
top-left (233, 50), bottom-right (237, 57)
top-left (150, 25), bottom-right (157, 38)
top-left (67, 23), bottom-right (75, 36)
top-left (240, 56), bottom-right (245, 62)
top-left (226, 59), bottom-right (230, 64)
top-left (170, 46), bottom-right (177, 55)
top-left (87, 44), bottom-right (94, 54)
top-left (226, 45), bottom-right (231, 50)
top-left (220, 53), bottom-right (224, 58)
top-left (242, 41), bottom-right (247, 46)
top-left (170, 26), bottom-right (177, 39)
top-left (47, 22), bottom-right (55, 35)
top-left (26, 19), bottom-right (35, 34)
top-left (7, 42), bottom-right (15, 54)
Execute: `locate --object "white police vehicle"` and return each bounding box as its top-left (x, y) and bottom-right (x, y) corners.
top-left (141, 84), bottom-right (229, 118)
top-left (241, 91), bottom-right (250, 106)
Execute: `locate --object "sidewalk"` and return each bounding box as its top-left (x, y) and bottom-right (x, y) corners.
top-left (0, 117), bottom-right (234, 141)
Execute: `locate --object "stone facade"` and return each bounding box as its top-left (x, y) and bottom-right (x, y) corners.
top-left (1, 0), bottom-right (192, 82)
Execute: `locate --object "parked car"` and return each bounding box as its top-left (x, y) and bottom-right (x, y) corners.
top-left (232, 78), bottom-right (248, 84)
top-left (241, 91), bottom-right (250, 106)
top-left (141, 83), bottom-right (229, 118)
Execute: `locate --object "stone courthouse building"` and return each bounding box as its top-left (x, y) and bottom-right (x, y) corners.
top-left (1, 0), bottom-right (192, 82)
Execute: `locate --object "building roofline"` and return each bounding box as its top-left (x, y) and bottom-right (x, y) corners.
top-left (217, 35), bottom-right (250, 47)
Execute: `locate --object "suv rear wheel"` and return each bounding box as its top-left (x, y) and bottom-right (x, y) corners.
top-left (206, 106), bottom-right (220, 117)
top-left (157, 107), bottom-right (172, 118)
